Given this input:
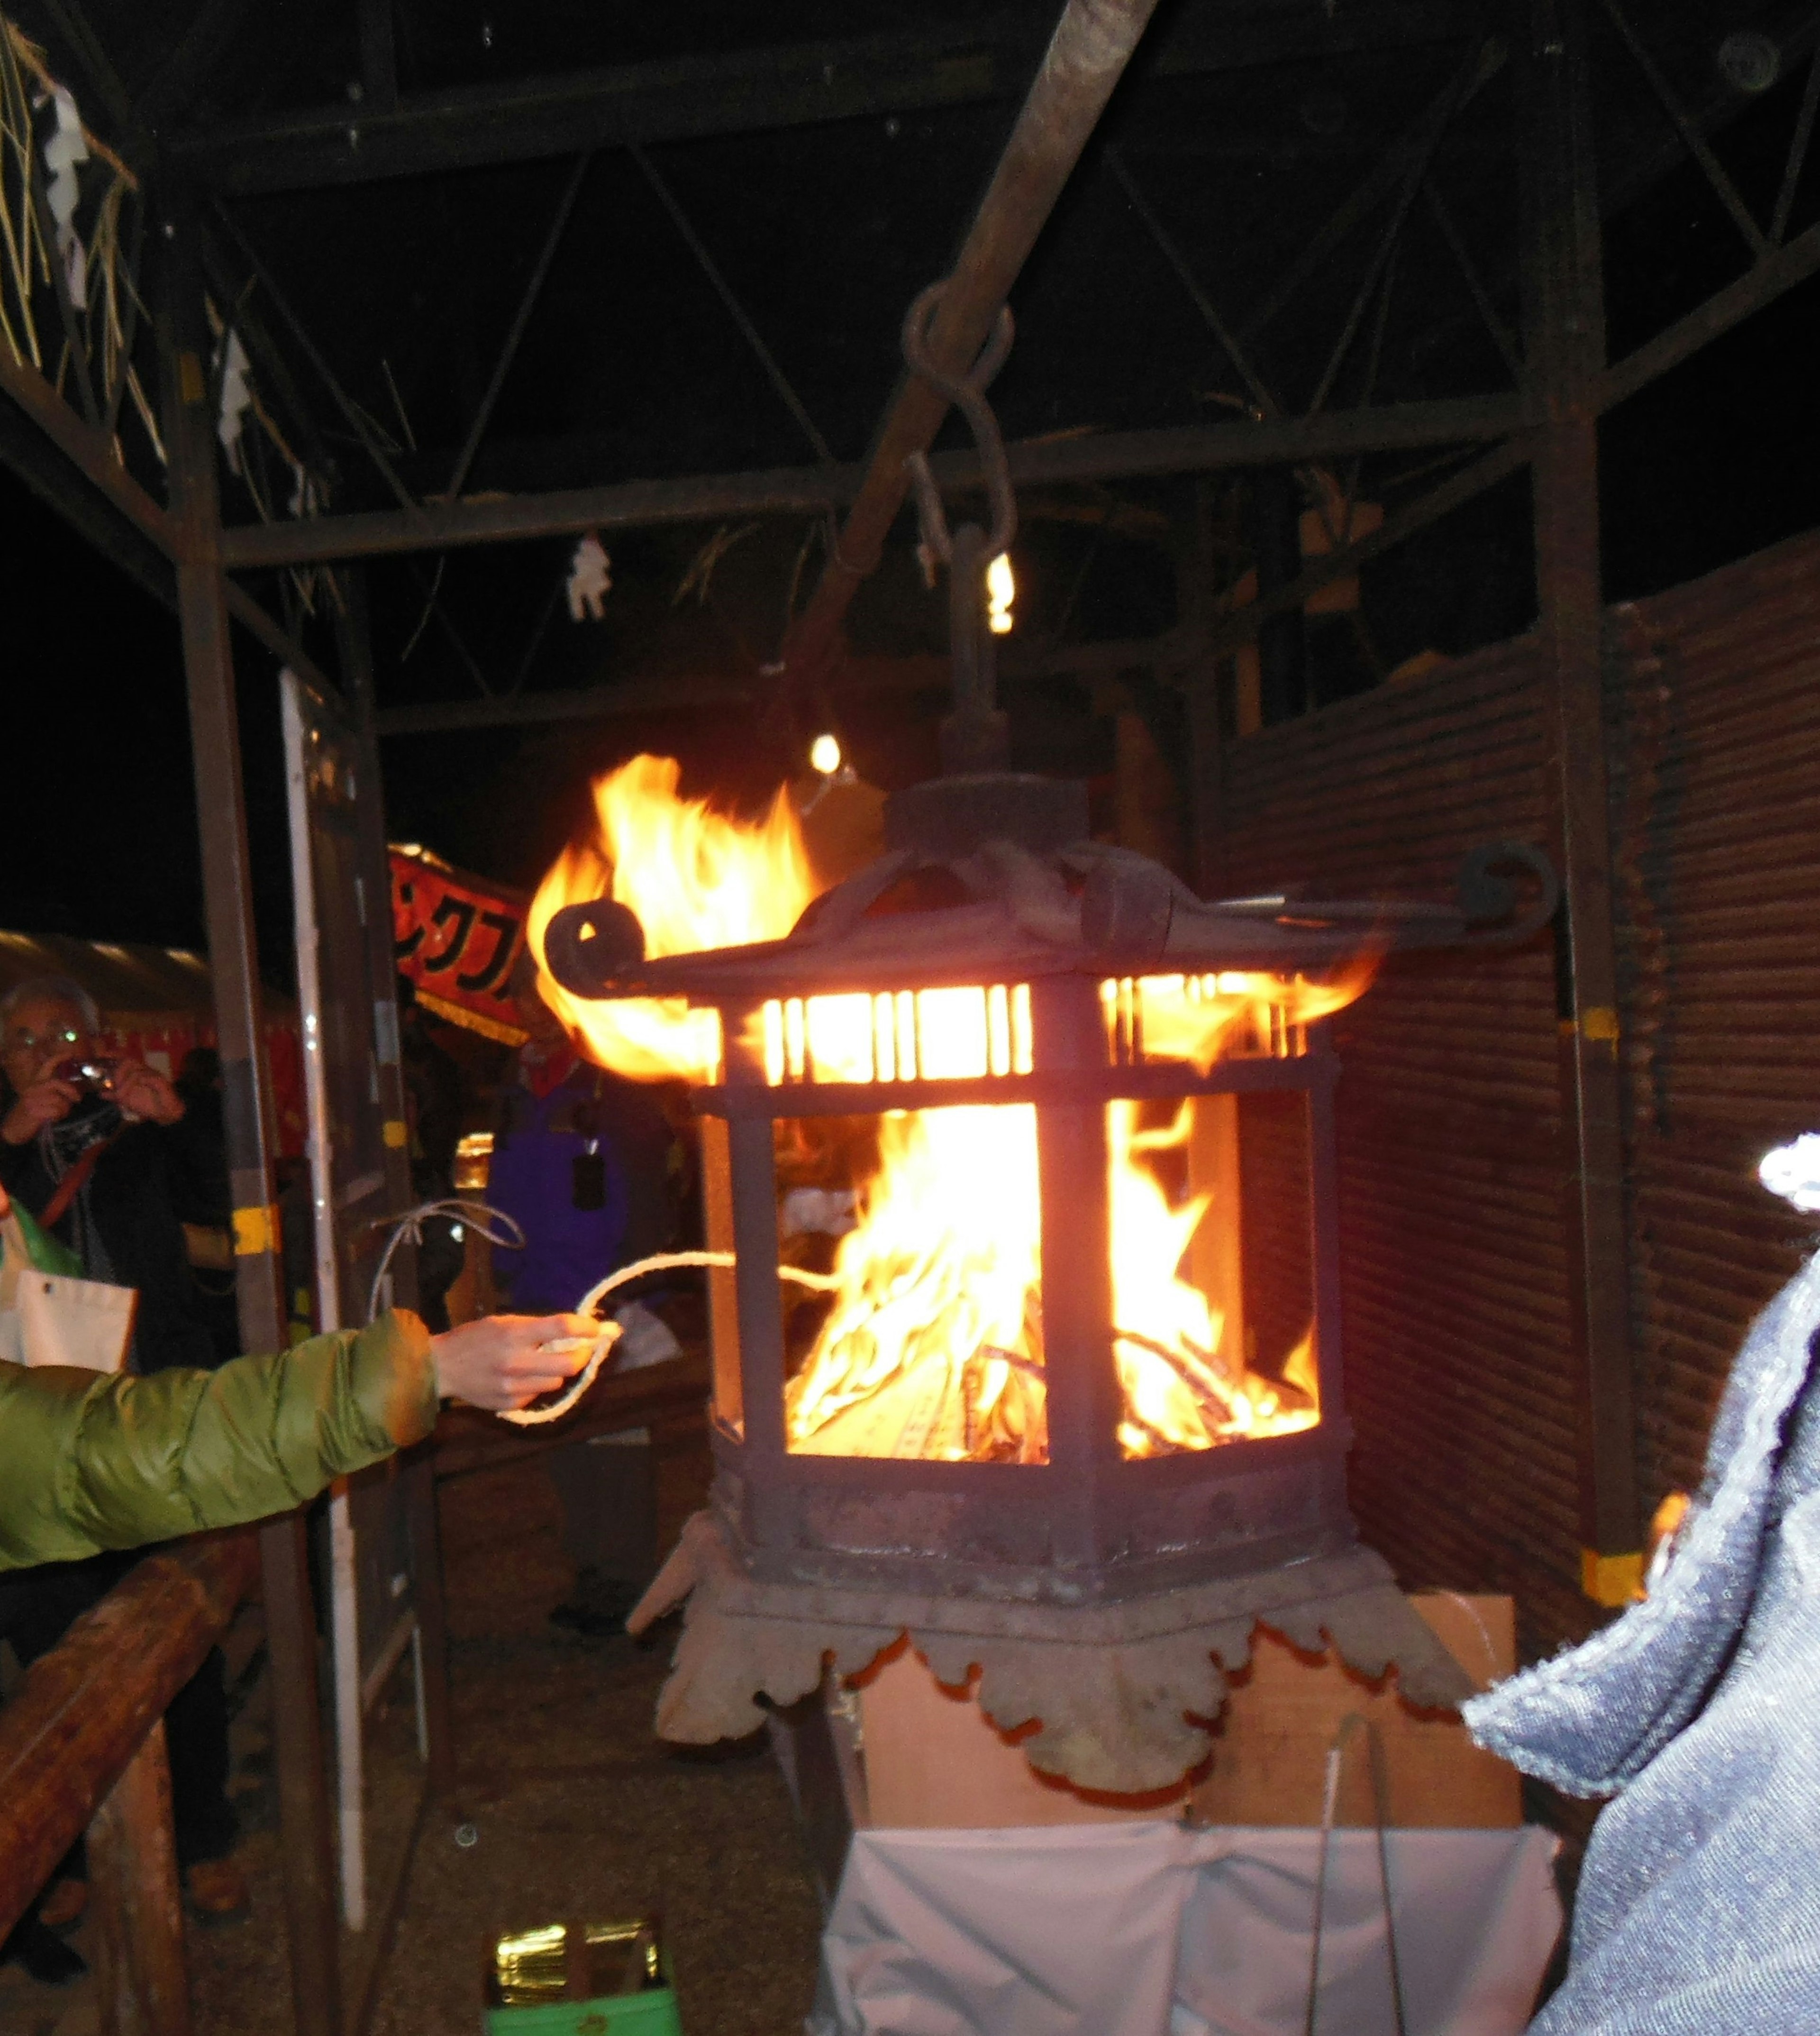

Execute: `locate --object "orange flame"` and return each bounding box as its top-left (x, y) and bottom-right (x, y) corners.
top-left (528, 755), bottom-right (815, 1082)
top-left (532, 757), bottom-right (1371, 1459)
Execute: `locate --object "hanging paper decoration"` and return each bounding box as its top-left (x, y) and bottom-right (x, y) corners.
top-left (566, 532), bottom-right (611, 621)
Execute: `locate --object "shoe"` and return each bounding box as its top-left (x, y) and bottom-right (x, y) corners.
top-left (184, 1856), bottom-right (251, 1925)
top-left (549, 1600), bottom-right (624, 1638)
top-left (6, 1917), bottom-right (86, 1985)
top-left (36, 1878), bottom-right (87, 1931)
top-left (550, 1575), bottom-right (641, 1639)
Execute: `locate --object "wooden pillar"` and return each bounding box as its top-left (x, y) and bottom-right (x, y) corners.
top-left (88, 1724), bottom-right (189, 2036)
top-left (1517, 0), bottom-right (1640, 1606)
top-left (158, 194), bottom-right (342, 2036)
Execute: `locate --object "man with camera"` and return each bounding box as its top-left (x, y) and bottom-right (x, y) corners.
top-left (0, 975), bottom-right (210, 1374)
top-left (0, 973), bottom-right (242, 1963)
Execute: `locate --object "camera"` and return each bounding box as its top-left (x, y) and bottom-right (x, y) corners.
top-left (51, 1055), bottom-right (118, 1096)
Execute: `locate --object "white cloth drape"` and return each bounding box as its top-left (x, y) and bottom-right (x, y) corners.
top-left (810, 1821), bottom-right (1561, 2036)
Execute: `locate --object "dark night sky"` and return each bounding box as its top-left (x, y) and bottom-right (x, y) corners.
top-left (3, 73), bottom-right (1819, 985)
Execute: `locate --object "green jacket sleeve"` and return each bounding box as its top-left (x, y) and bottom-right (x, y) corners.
top-left (0, 1311), bottom-right (438, 1570)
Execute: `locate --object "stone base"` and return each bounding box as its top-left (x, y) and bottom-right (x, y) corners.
top-left (628, 1510), bottom-right (1477, 1795)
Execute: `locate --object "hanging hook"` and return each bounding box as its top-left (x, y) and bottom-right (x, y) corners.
top-left (901, 279), bottom-right (1019, 566)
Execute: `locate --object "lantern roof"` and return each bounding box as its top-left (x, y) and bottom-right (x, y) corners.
top-left (542, 773), bottom-right (1556, 1006)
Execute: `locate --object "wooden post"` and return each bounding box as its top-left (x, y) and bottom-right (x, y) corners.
top-left (88, 1722), bottom-right (189, 2036)
top-left (1517, 0), bottom-right (1641, 1605)
top-left (158, 189), bottom-right (343, 2036)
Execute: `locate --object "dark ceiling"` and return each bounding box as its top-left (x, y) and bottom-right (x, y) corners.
top-left (3, 0), bottom-right (1819, 959)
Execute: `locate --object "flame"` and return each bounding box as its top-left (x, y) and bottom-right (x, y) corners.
top-left (1106, 962), bottom-right (1380, 1073)
top-left (1107, 1100), bottom-right (1316, 1454)
top-left (785, 1105), bottom-right (1046, 1461)
top-left (528, 755), bottom-right (816, 1082)
top-left (784, 1085), bottom-right (1321, 1461)
top-left (531, 756), bottom-right (1366, 1461)
top-left (987, 552), bottom-right (1015, 635)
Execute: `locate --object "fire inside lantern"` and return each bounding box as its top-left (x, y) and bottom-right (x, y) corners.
top-left (530, 755), bottom-right (1371, 1467)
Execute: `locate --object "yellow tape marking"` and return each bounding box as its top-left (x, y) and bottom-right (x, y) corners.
top-left (382, 1118), bottom-right (409, 1149)
top-left (232, 1204), bottom-right (278, 1256)
top-left (1581, 1547), bottom-right (1643, 1607)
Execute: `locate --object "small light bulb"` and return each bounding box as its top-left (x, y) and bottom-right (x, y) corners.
top-left (810, 732), bottom-right (843, 776)
top-left (987, 553), bottom-right (1015, 635)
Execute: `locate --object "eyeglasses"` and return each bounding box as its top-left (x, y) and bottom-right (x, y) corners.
top-left (4, 1025), bottom-right (83, 1055)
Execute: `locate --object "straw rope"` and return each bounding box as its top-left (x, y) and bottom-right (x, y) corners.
top-left (498, 1249), bottom-right (838, 1427)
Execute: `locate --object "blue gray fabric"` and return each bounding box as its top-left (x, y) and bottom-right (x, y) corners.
top-left (1464, 1247), bottom-right (1820, 2033)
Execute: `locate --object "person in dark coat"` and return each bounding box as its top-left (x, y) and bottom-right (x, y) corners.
top-left (0, 974), bottom-right (243, 1949)
top-left (486, 958), bottom-right (679, 1634)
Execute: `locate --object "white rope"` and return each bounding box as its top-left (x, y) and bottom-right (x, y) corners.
top-left (365, 1198), bottom-right (526, 1327)
top-left (498, 1248), bottom-right (840, 1427)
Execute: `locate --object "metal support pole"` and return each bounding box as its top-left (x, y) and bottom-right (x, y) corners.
top-left (781, 0), bottom-right (1165, 681)
top-left (1518, 0), bottom-right (1639, 1607)
top-left (158, 196), bottom-right (342, 2036)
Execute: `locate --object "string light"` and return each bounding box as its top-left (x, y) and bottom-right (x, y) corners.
top-left (810, 732), bottom-right (843, 776)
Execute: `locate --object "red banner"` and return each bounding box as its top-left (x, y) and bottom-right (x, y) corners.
top-left (390, 846), bottom-right (528, 1045)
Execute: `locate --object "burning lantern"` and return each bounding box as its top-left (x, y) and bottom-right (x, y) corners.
top-left (530, 277), bottom-right (1557, 1793)
top-left (540, 775), bottom-right (1554, 1789)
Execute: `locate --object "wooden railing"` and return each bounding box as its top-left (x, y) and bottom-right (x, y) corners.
top-left (0, 1533), bottom-right (258, 2035)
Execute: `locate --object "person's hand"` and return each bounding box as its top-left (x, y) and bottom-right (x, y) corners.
top-left (1, 1076), bottom-right (80, 1146)
top-left (109, 1059), bottom-right (183, 1125)
top-left (429, 1312), bottom-right (601, 1411)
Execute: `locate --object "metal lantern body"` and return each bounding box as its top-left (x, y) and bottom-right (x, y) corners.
top-left (549, 773), bottom-right (1550, 1785)
top-left (700, 976), bottom-right (1344, 1612)
top-left (549, 773), bottom-right (1505, 1611)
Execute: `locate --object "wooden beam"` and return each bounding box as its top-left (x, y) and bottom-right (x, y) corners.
top-left (171, 2), bottom-right (1468, 196)
top-left (0, 1538), bottom-right (257, 1946)
top-left (220, 396), bottom-right (1525, 570)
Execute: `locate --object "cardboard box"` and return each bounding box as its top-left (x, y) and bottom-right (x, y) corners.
top-left (854, 1594), bottom-right (1519, 1830)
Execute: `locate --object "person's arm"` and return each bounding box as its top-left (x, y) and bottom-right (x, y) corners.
top-left (0, 1309), bottom-right (593, 1569)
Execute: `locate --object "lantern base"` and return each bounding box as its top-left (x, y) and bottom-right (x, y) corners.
top-left (628, 1510), bottom-right (1476, 1796)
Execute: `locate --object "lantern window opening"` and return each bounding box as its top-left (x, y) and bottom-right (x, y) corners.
top-left (766, 1084), bottom-right (1320, 1466)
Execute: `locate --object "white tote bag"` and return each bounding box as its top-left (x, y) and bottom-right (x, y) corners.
top-left (0, 1206), bottom-right (136, 1373)
top-left (16, 1268), bottom-right (136, 1372)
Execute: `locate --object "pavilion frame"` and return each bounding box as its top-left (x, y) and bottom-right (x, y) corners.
top-left (5, 0), bottom-right (1820, 2027)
